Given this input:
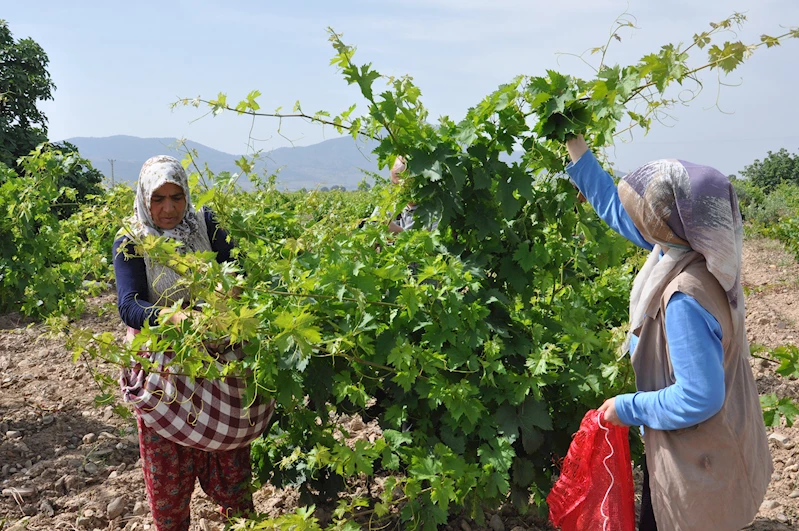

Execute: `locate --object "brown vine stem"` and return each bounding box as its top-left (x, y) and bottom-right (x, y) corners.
top-left (681, 14), bottom-right (742, 58)
top-left (327, 31), bottom-right (403, 151)
top-left (597, 11), bottom-right (637, 72)
top-left (79, 351), bottom-right (112, 396)
top-left (612, 31), bottom-right (796, 140)
top-left (249, 286), bottom-right (403, 309)
top-left (751, 352), bottom-right (778, 365)
top-left (186, 101), bottom-right (379, 141)
top-left (75, 333), bottom-right (243, 379)
top-left (331, 350), bottom-right (395, 375)
top-left (82, 329), bottom-right (403, 383)
top-left (346, 487), bottom-right (433, 520)
top-left (183, 32), bottom-right (406, 154)
top-left (622, 30), bottom-right (797, 106)
top-left (79, 313), bottom-right (405, 381)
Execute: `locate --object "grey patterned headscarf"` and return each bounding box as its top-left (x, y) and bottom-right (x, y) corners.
top-left (618, 158), bottom-right (746, 356)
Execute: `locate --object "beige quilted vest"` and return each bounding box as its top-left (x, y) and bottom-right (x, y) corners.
top-left (632, 253), bottom-right (772, 530)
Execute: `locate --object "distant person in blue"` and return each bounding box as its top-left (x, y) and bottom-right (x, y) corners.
top-left (564, 135), bottom-right (771, 531)
top-left (377, 156), bottom-right (439, 233)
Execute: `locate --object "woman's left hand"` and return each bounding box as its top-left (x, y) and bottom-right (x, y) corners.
top-left (598, 397), bottom-right (628, 427)
top-left (216, 280), bottom-right (243, 300)
top-left (565, 134), bottom-right (589, 163)
top-left (204, 337), bottom-right (231, 355)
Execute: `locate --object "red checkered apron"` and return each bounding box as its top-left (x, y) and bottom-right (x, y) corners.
top-left (120, 327), bottom-right (275, 451)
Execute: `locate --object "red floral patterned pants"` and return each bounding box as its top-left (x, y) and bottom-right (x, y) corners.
top-left (136, 416), bottom-right (254, 531)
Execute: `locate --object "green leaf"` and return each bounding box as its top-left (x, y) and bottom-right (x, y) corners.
top-left (778, 400), bottom-right (799, 428)
top-left (210, 92), bottom-right (227, 115)
top-left (274, 308), bottom-right (322, 357)
top-left (195, 188), bottom-right (215, 210)
top-left (409, 455), bottom-right (440, 481)
top-left (513, 242), bottom-right (537, 272)
top-left (760, 35), bottom-right (781, 48)
top-left (477, 437), bottom-right (514, 498)
top-left (430, 476), bottom-right (456, 510)
top-left (332, 372), bottom-right (369, 406)
top-left (512, 458), bottom-right (535, 488)
top-left (381, 448), bottom-right (400, 470)
top-left (498, 177), bottom-right (521, 219)
top-left (707, 41), bottom-right (750, 74)
top-left (400, 287), bottom-right (421, 319)
top-left (384, 429), bottom-right (413, 449)
top-left (694, 32), bottom-right (711, 49)
top-left (496, 398), bottom-right (551, 453)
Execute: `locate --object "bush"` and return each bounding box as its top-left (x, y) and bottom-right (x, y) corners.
top-left (744, 183), bottom-right (799, 227)
top-left (48, 141), bottom-right (105, 219)
top-left (731, 178), bottom-right (765, 220)
top-left (0, 147), bottom-right (123, 318)
top-left (739, 148), bottom-right (799, 193)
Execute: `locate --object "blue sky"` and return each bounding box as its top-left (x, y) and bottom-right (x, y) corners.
top-left (5, 0), bottom-right (799, 175)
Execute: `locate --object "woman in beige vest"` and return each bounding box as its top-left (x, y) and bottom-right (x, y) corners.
top-left (563, 135), bottom-right (772, 530)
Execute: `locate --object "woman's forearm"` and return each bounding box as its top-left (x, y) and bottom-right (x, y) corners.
top-left (565, 150), bottom-right (653, 250)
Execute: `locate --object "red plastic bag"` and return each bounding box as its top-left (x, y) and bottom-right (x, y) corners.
top-left (547, 410), bottom-right (635, 531)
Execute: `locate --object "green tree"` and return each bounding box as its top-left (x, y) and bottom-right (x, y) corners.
top-left (0, 20), bottom-right (55, 169)
top-left (48, 141), bottom-right (105, 218)
top-left (0, 144), bottom-right (122, 318)
top-left (740, 148), bottom-right (799, 192)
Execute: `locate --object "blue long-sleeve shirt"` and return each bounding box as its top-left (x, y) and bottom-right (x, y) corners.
top-left (112, 209), bottom-right (234, 330)
top-left (567, 151), bottom-right (725, 430)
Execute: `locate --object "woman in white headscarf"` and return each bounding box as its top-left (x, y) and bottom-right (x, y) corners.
top-left (113, 156), bottom-right (273, 531)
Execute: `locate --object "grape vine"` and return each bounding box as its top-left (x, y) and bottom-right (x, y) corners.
top-left (64, 12), bottom-right (799, 530)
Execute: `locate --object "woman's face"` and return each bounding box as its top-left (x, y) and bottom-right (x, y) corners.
top-left (150, 182), bottom-right (186, 230)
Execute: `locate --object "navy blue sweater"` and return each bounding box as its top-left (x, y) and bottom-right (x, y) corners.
top-left (112, 209), bottom-right (234, 330)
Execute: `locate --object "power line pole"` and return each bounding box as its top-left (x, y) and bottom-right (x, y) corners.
top-left (108, 159), bottom-right (116, 187)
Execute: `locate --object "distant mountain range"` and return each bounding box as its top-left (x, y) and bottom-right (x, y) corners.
top-left (64, 135), bottom-right (383, 191)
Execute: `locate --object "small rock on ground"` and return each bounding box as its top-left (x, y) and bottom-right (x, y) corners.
top-left (489, 514), bottom-right (505, 531)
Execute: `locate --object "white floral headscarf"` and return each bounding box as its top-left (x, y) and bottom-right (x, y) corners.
top-left (119, 156), bottom-right (213, 306)
top-left (127, 156), bottom-right (206, 252)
